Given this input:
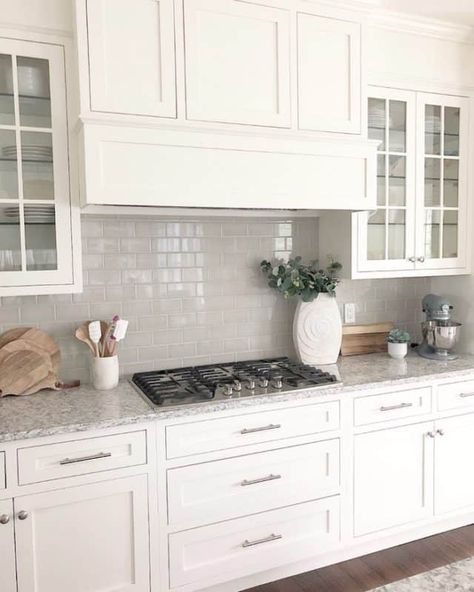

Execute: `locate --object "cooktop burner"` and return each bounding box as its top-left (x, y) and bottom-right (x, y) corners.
top-left (132, 357), bottom-right (340, 408)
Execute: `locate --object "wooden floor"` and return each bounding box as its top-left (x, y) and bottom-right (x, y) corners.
top-left (245, 524), bottom-right (474, 592)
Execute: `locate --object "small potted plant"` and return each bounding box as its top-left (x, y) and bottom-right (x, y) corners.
top-left (387, 328), bottom-right (411, 360)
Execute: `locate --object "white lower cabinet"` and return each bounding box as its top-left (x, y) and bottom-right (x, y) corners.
top-left (354, 422), bottom-right (434, 536)
top-left (0, 499), bottom-right (16, 592)
top-left (14, 475), bottom-right (150, 592)
top-left (434, 414), bottom-right (474, 515)
top-left (169, 496), bottom-right (340, 589)
top-left (167, 439), bottom-right (340, 528)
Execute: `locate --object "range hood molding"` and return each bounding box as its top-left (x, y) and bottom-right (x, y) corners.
top-left (78, 122), bottom-right (378, 212)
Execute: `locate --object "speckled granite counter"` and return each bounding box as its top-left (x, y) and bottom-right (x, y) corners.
top-left (0, 382), bottom-right (155, 443)
top-left (1, 351), bottom-right (474, 443)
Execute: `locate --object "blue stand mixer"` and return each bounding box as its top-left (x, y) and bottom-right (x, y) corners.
top-left (418, 294), bottom-right (462, 361)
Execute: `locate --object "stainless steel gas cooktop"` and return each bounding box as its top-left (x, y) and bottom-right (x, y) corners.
top-left (132, 357), bottom-right (340, 408)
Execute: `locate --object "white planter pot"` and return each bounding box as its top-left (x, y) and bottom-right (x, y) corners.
top-left (387, 342), bottom-right (408, 360)
top-left (91, 356), bottom-right (119, 390)
top-left (293, 294), bottom-right (342, 365)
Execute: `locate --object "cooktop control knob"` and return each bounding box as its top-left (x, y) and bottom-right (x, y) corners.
top-left (223, 384), bottom-right (233, 396)
top-left (246, 378), bottom-right (256, 390)
top-left (272, 376), bottom-right (283, 389)
top-left (233, 380), bottom-right (242, 392)
top-left (259, 377), bottom-right (269, 388)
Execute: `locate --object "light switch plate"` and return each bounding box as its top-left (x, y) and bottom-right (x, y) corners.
top-left (344, 303), bottom-right (356, 324)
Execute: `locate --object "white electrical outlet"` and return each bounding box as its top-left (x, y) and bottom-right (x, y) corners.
top-left (344, 303), bottom-right (356, 324)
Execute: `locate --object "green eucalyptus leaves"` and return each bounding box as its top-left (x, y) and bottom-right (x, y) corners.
top-left (260, 256), bottom-right (342, 302)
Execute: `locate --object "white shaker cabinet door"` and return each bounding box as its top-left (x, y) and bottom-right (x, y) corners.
top-left (297, 12), bottom-right (361, 134)
top-left (86, 0), bottom-right (176, 118)
top-left (434, 414), bottom-right (474, 515)
top-left (15, 475), bottom-right (150, 592)
top-left (184, 0), bottom-right (291, 127)
top-left (354, 422), bottom-right (434, 536)
top-left (0, 499), bottom-right (16, 592)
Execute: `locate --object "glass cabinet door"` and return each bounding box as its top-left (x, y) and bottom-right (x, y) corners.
top-left (416, 93), bottom-right (468, 270)
top-left (359, 88), bottom-right (416, 272)
top-left (0, 38), bottom-right (73, 290)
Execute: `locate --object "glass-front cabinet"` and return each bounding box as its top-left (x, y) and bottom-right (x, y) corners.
top-left (0, 37), bottom-right (79, 295)
top-left (355, 86), bottom-right (469, 277)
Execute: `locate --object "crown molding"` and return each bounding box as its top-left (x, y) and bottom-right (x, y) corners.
top-left (368, 9), bottom-right (474, 44)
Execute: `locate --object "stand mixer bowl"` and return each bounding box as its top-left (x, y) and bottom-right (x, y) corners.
top-left (421, 320), bottom-right (462, 355)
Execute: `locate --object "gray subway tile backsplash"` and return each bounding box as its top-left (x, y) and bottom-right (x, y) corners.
top-left (0, 215), bottom-right (430, 384)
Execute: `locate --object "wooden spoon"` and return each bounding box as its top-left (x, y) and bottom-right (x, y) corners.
top-left (75, 324), bottom-right (95, 354)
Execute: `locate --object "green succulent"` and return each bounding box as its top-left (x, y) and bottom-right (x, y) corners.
top-left (387, 328), bottom-right (411, 344)
top-left (260, 256), bottom-right (342, 302)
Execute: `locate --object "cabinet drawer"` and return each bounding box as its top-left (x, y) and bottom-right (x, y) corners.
top-left (166, 401), bottom-right (339, 459)
top-left (167, 439), bottom-right (340, 527)
top-left (354, 387), bottom-right (432, 426)
top-left (169, 496), bottom-right (340, 588)
top-left (437, 379), bottom-right (474, 411)
top-left (17, 431), bottom-right (147, 485)
top-left (0, 452), bottom-right (5, 489)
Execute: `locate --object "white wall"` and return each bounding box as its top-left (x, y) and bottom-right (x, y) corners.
top-left (0, 0), bottom-right (73, 33)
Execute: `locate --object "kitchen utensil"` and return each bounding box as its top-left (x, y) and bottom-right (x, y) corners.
top-left (88, 320), bottom-right (102, 357)
top-left (75, 324), bottom-right (95, 354)
top-left (0, 327), bottom-right (60, 372)
top-left (109, 319), bottom-right (128, 355)
top-left (418, 294), bottom-right (462, 361)
top-left (341, 322), bottom-right (394, 356)
top-left (0, 347), bottom-right (52, 396)
top-left (102, 316), bottom-right (119, 357)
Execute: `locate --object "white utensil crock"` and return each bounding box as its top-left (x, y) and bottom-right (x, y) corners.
top-left (388, 342), bottom-right (408, 360)
top-left (91, 356), bottom-right (119, 390)
top-left (293, 294), bottom-right (342, 365)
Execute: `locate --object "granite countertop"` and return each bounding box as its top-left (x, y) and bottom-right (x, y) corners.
top-left (1, 351), bottom-right (474, 443)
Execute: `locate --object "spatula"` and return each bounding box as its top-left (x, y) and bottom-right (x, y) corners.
top-left (109, 319), bottom-right (129, 356)
top-left (88, 321), bottom-right (102, 358)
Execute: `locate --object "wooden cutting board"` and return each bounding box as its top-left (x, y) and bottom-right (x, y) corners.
top-left (341, 322), bottom-right (394, 356)
top-left (0, 348), bottom-right (53, 396)
top-left (0, 327), bottom-right (60, 372)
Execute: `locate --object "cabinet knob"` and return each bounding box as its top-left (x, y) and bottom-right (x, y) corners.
top-left (0, 514), bottom-right (10, 524)
top-left (436, 428), bottom-right (445, 436)
top-left (427, 431), bottom-right (436, 438)
top-left (417, 256), bottom-right (425, 263)
top-left (17, 511), bottom-right (28, 521)
top-left (408, 256), bottom-right (416, 263)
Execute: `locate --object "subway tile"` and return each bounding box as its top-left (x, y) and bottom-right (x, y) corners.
top-left (55, 304), bottom-right (90, 322)
top-left (20, 304), bottom-right (55, 323)
top-left (120, 238), bottom-right (151, 253)
top-left (153, 330), bottom-right (183, 345)
top-left (104, 254), bottom-right (137, 270)
top-left (86, 238), bottom-right (120, 253)
top-left (135, 221), bottom-right (166, 237)
top-left (121, 270), bottom-right (154, 284)
top-left (88, 270), bottom-right (121, 286)
top-left (137, 345), bottom-right (169, 362)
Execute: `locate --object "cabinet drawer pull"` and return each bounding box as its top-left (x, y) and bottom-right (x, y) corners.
top-left (17, 511), bottom-right (28, 521)
top-left (240, 474), bottom-right (282, 487)
top-left (0, 514), bottom-right (10, 525)
top-left (459, 392), bottom-right (474, 398)
top-left (242, 533), bottom-right (282, 548)
top-left (379, 402), bottom-right (413, 412)
top-left (240, 424), bottom-right (281, 435)
top-left (59, 451), bottom-right (112, 465)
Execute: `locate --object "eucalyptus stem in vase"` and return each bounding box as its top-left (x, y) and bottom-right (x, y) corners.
top-left (260, 257), bottom-right (343, 365)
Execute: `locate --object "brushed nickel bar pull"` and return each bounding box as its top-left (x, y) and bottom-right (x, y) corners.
top-left (242, 533), bottom-right (282, 548)
top-left (240, 424), bottom-right (281, 435)
top-left (241, 474), bottom-right (282, 487)
top-left (459, 392), bottom-right (474, 398)
top-left (380, 402), bottom-right (413, 412)
top-left (59, 452), bottom-right (112, 465)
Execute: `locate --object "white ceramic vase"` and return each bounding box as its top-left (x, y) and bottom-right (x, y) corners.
top-left (91, 356), bottom-right (119, 390)
top-left (387, 342), bottom-right (408, 360)
top-left (293, 294), bottom-right (342, 365)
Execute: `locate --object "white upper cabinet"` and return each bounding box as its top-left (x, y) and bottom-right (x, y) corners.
top-left (183, 0), bottom-right (291, 128)
top-left (297, 11), bottom-right (361, 134)
top-left (0, 37), bottom-right (80, 296)
top-left (343, 86), bottom-right (470, 279)
top-left (85, 0), bottom-right (176, 118)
